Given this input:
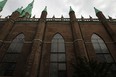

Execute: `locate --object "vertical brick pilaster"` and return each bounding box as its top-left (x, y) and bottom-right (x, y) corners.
top-left (0, 11), bottom-right (20, 61)
top-left (96, 11), bottom-right (116, 62)
top-left (69, 11), bottom-right (88, 59)
top-left (25, 11), bottom-right (47, 77)
top-left (0, 11), bottom-right (20, 46)
top-left (96, 12), bottom-right (116, 43)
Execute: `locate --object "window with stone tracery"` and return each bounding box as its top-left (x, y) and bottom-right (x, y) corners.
top-left (0, 34), bottom-right (24, 76)
top-left (91, 34), bottom-right (116, 76)
top-left (91, 34), bottom-right (113, 63)
top-left (50, 33), bottom-right (66, 77)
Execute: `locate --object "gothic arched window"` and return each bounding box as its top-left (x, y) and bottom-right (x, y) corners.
top-left (50, 34), bottom-right (66, 77)
top-left (0, 34), bottom-right (25, 76)
top-left (91, 34), bottom-right (113, 63)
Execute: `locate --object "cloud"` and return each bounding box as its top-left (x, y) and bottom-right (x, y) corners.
top-left (0, 0), bottom-right (116, 18)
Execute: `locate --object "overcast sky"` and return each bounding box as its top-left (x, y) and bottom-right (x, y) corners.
top-left (0, 0), bottom-right (116, 18)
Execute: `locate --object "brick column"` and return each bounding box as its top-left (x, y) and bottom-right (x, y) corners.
top-left (25, 9), bottom-right (47, 77)
top-left (0, 11), bottom-right (20, 61)
top-left (96, 11), bottom-right (116, 43)
top-left (0, 11), bottom-right (20, 46)
top-left (69, 8), bottom-right (88, 59)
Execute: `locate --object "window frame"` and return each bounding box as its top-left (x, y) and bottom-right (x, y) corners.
top-left (50, 33), bottom-right (67, 77)
top-left (0, 34), bottom-right (25, 76)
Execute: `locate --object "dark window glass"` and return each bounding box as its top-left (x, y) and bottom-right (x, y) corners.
top-left (50, 54), bottom-right (57, 62)
top-left (0, 63), bottom-right (16, 76)
top-left (59, 40), bottom-right (65, 52)
top-left (96, 54), bottom-right (106, 62)
top-left (51, 39), bottom-right (57, 52)
top-left (0, 34), bottom-right (24, 76)
top-left (50, 34), bottom-right (66, 77)
top-left (58, 54), bottom-right (65, 62)
top-left (3, 54), bottom-right (19, 62)
top-left (50, 63), bottom-right (58, 77)
top-left (58, 70), bottom-right (66, 77)
top-left (91, 34), bottom-right (114, 63)
top-left (7, 34), bottom-right (24, 53)
top-left (104, 54), bottom-right (114, 63)
top-left (58, 63), bottom-right (66, 70)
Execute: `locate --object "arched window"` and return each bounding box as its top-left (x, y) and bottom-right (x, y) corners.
top-left (0, 34), bottom-right (25, 76)
top-left (50, 34), bottom-right (66, 77)
top-left (7, 34), bottom-right (24, 53)
top-left (91, 34), bottom-right (113, 63)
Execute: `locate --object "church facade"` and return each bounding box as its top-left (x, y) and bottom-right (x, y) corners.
top-left (0, 0), bottom-right (116, 77)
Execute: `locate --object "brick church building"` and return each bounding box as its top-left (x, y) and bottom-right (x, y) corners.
top-left (0, 0), bottom-right (116, 77)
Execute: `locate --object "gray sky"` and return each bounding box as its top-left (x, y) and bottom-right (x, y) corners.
top-left (0, 0), bottom-right (116, 18)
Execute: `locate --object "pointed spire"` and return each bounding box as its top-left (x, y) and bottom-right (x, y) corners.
top-left (0, 0), bottom-right (7, 12)
top-left (108, 15), bottom-right (112, 19)
top-left (89, 15), bottom-right (93, 21)
top-left (94, 7), bottom-right (101, 14)
top-left (52, 15), bottom-right (55, 21)
top-left (89, 15), bottom-right (91, 17)
top-left (52, 15), bottom-right (55, 18)
top-left (21, 0), bottom-right (34, 17)
top-left (33, 15), bottom-right (35, 18)
top-left (43, 6), bottom-right (47, 12)
top-left (81, 15), bottom-right (84, 21)
top-left (89, 15), bottom-right (92, 18)
top-left (81, 15), bottom-right (84, 18)
top-left (16, 6), bottom-right (23, 14)
top-left (61, 15), bottom-right (64, 21)
top-left (70, 6), bottom-right (73, 12)
top-left (61, 15), bottom-right (64, 18)
top-left (108, 15), bottom-right (112, 21)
